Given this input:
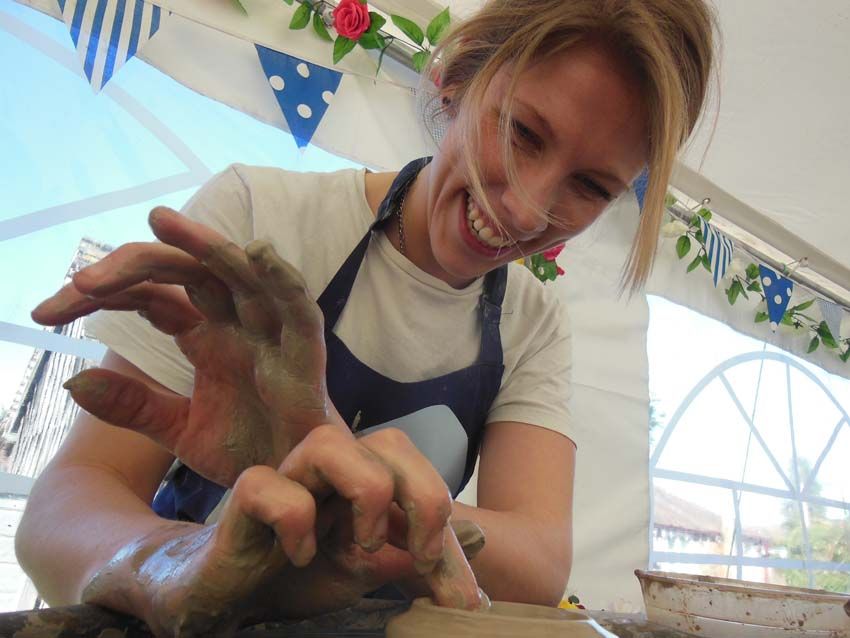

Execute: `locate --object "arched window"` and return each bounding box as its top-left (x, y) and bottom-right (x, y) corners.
top-left (648, 296), bottom-right (850, 591)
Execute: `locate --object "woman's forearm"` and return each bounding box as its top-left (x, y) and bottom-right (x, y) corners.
top-left (15, 463), bottom-right (196, 606)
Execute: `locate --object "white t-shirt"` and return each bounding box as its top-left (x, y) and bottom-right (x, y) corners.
top-left (86, 164), bottom-right (573, 440)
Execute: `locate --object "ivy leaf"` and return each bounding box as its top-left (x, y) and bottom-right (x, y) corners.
top-left (282, 0), bottom-right (294, 4)
top-left (686, 255), bottom-right (702, 273)
top-left (841, 348), bottom-right (850, 363)
top-left (412, 50), bottom-right (430, 73)
top-left (312, 12), bottom-right (332, 41)
top-left (747, 281), bottom-right (762, 293)
top-left (333, 35), bottom-right (357, 63)
top-left (780, 311), bottom-right (795, 326)
top-left (391, 15), bottom-right (424, 45)
top-left (697, 207), bottom-right (712, 222)
top-left (359, 32), bottom-right (386, 49)
top-left (755, 311), bottom-right (769, 323)
top-left (289, 3), bottom-right (312, 29)
top-left (664, 193), bottom-right (677, 208)
top-left (790, 299), bottom-right (815, 312)
top-left (231, 0), bottom-right (248, 15)
top-left (676, 235), bottom-right (691, 259)
top-left (426, 7), bottom-right (450, 45)
top-left (694, 230), bottom-right (704, 244)
top-left (726, 280), bottom-right (746, 305)
top-left (817, 321), bottom-right (838, 348)
top-left (366, 12), bottom-right (386, 34)
top-left (746, 263), bottom-right (760, 281)
top-left (688, 215), bottom-right (701, 228)
top-left (808, 336), bottom-right (820, 353)
top-left (701, 254), bottom-right (711, 271)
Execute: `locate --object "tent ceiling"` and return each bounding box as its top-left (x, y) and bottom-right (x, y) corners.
top-left (16, 0), bottom-right (850, 292)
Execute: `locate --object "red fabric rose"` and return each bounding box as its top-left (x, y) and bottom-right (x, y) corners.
top-left (557, 266), bottom-right (565, 276)
top-left (333, 0), bottom-right (371, 40)
top-left (542, 243), bottom-right (565, 261)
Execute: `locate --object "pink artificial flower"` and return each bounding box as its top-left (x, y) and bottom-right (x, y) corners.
top-left (557, 266), bottom-right (565, 276)
top-left (333, 0), bottom-right (371, 40)
top-left (542, 243), bottom-right (565, 261)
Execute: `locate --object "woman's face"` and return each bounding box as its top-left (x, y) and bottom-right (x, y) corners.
top-left (422, 42), bottom-right (649, 287)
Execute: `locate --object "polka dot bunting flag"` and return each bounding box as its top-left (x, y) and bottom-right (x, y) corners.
top-left (759, 264), bottom-right (794, 330)
top-left (255, 45), bottom-right (342, 149)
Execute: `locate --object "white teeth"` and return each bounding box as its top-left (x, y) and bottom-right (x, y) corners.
top-left (464, 190), bottom-right (512, 250)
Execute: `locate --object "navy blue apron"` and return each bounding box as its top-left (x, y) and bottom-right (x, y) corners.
top-left (152, 158), bottom-right (507, 523)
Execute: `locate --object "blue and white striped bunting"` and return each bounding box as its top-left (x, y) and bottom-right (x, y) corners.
top-left (699, 217), bottom-right (734, 287)
top-left (58, 0), bottom-right (168, 92)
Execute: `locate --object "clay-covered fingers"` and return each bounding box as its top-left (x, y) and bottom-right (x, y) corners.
top-left (246, 240), bottom-right (324, 343)
top-left (423, 527), bottom-right (485, 610)
top-left (33, 280), bottom-right (206, 335)
top-left (72, 241), bottom-right (210, 297)
top-left (281, 426), bottom-right (454, 571)
top-left (280, 426), bottom-right (393, 554)
top-left (63, 368), bottom-right (190, 451)
top-left (358, 428), bottom-right (453, 573)
top-left (149, 207), bottom-right (282, 337)
top-left (219, 465), bottom-right (318, 568)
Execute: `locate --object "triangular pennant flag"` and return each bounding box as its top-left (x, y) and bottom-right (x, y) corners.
top-left (255, 46), bottom-right (343, 149)
top-left (58, 0), bottom-right (168, 92)
top-left (818, 298), bottom-right (844, 342)
top-left (759, 265), bottom-right (794, 330)
top-left (633, 168), bottom-right (649, 211)
top-left (699, 217), bottom-right (734, 287)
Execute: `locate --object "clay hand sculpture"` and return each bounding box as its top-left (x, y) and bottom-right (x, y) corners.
top-left (32, 208), bottom-right (485, 637)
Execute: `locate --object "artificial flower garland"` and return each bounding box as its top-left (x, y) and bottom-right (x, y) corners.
top-left (283, 0), bottom-right (450, 73)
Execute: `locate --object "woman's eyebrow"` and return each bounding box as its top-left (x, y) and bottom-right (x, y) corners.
top-left (514, 98), bottom-right (554, 139)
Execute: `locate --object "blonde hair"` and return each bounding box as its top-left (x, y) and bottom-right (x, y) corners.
top-left (427, 0), bottom-right (718, 291)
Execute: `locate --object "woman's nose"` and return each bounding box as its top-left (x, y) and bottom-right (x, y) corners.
top-left (501, 173), bottom-right (558, 239)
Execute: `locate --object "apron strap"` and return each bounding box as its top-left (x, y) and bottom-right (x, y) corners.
top-left (478, 265), bottom-right (507, 367)
top-left (318, 157), bottom-right (431, 330)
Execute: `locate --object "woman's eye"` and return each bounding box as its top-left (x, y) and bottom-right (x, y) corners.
top-left (576, 176), bottom-right (612, 202)
top-left (511, 119), bottom-right (541, 151)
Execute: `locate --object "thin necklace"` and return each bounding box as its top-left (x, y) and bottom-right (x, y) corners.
top-left (396, 191), bottom-right (408, 256)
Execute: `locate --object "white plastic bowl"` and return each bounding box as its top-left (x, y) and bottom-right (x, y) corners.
top-left (636, 570), bottom-right (850, 637)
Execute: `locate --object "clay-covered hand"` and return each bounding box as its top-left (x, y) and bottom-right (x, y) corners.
top-left (81, 466), bottom-right (314, 637)
top-left (32, 207), bottom-right (337, 487)
top-left (252, 424), bottom-right (487, 617)
top-left (82, 427), bottom-right (486, 637)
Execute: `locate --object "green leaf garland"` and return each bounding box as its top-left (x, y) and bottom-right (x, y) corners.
top-left (664, 192), bottom-right (850, 364)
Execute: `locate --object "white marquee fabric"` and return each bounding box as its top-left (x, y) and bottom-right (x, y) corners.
top-left (9, 0), bottom-right (850, 610)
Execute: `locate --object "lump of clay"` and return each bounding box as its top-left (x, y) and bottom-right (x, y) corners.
top-left (386, 598), bottom-right (617, 638)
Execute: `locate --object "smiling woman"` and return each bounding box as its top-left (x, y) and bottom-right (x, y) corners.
top-left (16, 0), bottom-right (718, 635)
